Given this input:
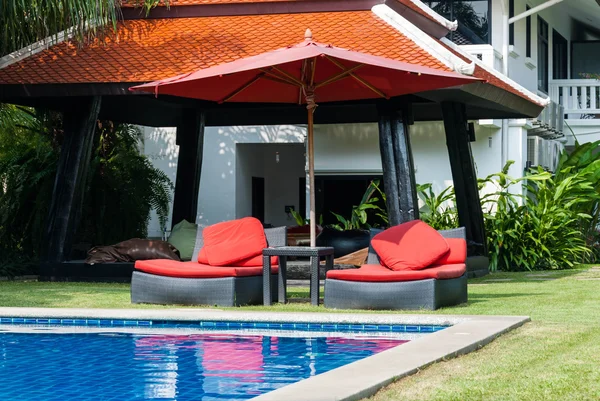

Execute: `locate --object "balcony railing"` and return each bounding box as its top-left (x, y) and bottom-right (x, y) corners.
top-left (549, 79), bottom-right (600, 118)
top-left (459, 44), bottom-right (503, 71)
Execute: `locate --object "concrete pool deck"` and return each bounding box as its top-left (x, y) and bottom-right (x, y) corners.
top-left (0, 307), bottom-right (529, 401)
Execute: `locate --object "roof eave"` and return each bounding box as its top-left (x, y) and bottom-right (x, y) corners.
top-left (417, 83), bottom-right (545, 119)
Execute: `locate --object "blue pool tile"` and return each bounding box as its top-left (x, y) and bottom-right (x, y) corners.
top-left (0, 316), bottom-right (447, 337)
top-left (0, 329), bottom-right (408, 400)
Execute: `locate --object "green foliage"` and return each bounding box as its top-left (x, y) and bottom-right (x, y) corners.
top-left (0, 105), bottom-right (173, 275)
top-left (414, 141), bottom-right (600, 272)
top-left (416, 183), bottom-right (458, 230)
top-left (77, 121), bottom-right (173, 246)
top-left (0, 0), bottom-right (169, 57)
top-left (289, 209), bottom-right (322, 227)
top-left (0, 105), bottom-right (61, 274)
top-left (480, 161), bottom-right (597, 272)
top-left (330, 180), bottom-right (386, 231)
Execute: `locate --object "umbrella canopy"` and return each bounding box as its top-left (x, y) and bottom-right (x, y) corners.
top-left (131, 30), bottom-right (481, 246)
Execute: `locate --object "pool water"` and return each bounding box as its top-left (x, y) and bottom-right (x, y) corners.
top-left (0, 330), bottom-right (407, 400)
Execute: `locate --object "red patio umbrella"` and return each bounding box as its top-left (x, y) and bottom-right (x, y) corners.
top-left (131, 30), bottom-right (480, 247)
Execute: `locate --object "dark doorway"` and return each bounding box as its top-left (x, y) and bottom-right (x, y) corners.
top-left (252, 177), bottom-right (265, 223)
top-left (314, 175), bottom-right (386, 227)
top-left (553, 29), bottom-right (568, 79)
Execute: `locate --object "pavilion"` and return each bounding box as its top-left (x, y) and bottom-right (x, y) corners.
top-left (0, 0), bottom-right (548, 279)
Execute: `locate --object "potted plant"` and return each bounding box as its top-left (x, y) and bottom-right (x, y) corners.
top-left (287, 210), bottom-right (323, 246)
top-left (317, 180), bottom-right (386, 257)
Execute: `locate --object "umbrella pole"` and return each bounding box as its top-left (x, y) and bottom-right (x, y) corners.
top-left (307, 107), bottom-right (316, 247)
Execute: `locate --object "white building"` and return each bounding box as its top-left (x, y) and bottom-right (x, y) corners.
top-left (144, 0), bottom-right (600, 236)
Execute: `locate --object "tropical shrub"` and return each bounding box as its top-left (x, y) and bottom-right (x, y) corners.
top-left (76, 121), bottom-right (173, 246)
top-left (407, 140), bottom-right (600, 271)
top-left (416, 183), bottom-right (458, 230)
top-left (480, 161), bottom-right (597, 271)
top-left (0, 106), bottom-right (61, 274)
top-left (0, 105), bottom-right (173, 276)
top-left (330, 180), bottom-right (386, 231)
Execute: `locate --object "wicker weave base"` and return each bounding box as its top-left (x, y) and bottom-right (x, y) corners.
top-left (324, 274), bottom-right (467, 310)
top-left (131, 271), bottom-right (278, 307)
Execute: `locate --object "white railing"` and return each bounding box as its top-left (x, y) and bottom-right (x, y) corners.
top-left (549, 79), bottom-right (600, 117)
top-left (459, 44), bottom-right (503, 71)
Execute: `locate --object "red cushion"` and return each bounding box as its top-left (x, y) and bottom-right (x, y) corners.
top-left (198, 247), bottom-right (208, 264)
top-left (233, 254), bottom-right (278, 267)
top-left (134, 259), bottom-right (278, 278)
top-left (434, 238), bottom-right (466, 265)
top-left (198, 247), bottom-right (277, 266)
top-left (371, 220), bottom-right (450, 271)
top-left (326, 263), bottom-right (465, 282)
top-left (202, 217), bottom-right (267, 266)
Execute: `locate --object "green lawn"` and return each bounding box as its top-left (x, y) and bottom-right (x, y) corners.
top-left (0, 266), bottom-right (599, 400)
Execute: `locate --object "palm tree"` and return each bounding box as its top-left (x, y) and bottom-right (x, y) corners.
top-left (0, 0), bottom-right (167, 56)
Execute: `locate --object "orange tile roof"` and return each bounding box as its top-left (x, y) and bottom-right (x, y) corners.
top-left (120, 0), bottom-right (310, 7)
top-left (0, 11), bottom-right (449, 85)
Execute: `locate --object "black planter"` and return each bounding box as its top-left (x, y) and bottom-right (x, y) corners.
top-left (316, 227), bottom-right (371, 258)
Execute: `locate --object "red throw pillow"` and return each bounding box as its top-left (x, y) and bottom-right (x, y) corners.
top-left (434, 238), bottom-right (466, 265)
top-left (202, 217), bottom-right (267, 266)
top-left (371, 220), bottom-right (450, 271)
top-left (198, 247), bottom-right (209, 264)
top-left (234, 255), bottom-right (278, 267)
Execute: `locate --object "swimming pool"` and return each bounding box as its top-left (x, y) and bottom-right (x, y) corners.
top-left (0, 308), bottom-right (530, 401)
top-left (0, 319), bottom-right (435, 401)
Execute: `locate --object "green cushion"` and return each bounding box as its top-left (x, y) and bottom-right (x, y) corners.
top-left (167, 219), bottom-right (198, 261)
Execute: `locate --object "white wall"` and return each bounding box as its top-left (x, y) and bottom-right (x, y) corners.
top-left (236, 143), bottom-right (305, 227)
top-left (143, 121), bottom-right (507, 236)
top-left (492, 0), bottom-right (575, 93)
top-left (144, 125), bottom-right (306, 235)
top-left (235, 144), bottom-right (264, 221)
top-left (313, 123), bottom-right (382, 173)
top-left (198, 125), bottom-right (306, 226)
top-left (142, 126), bottom-right (178, 238)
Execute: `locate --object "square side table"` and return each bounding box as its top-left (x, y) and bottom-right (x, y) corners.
top-left (262, 246), bottom-right (334, 306)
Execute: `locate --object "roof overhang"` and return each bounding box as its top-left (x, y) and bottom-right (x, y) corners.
top-left (0, 81), bottom-right (544, 126)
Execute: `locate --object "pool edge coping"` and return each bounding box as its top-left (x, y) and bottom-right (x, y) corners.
top-left (0, 308), bottom-right (529, 401)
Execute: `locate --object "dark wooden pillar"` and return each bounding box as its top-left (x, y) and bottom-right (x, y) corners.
top-left (171, 109), bottom-right (205, 227)
top-left (377, 103), bottom-right (419, 227)
top-left (43, 96), bottom-right (101, 267)
top-left (441, 101), bottom-right (487, 254)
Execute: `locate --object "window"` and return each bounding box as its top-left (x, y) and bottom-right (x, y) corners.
top-left (538, 16), bottom-right (549, 92)
top-left (526, 5), bottom-right (531, 57)
top-left (509, 0), bottom-right (514, 46)
top-left (423, 0), bottom-right (491, 44)
top-left (553, 30), bottom-right (568, 79)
